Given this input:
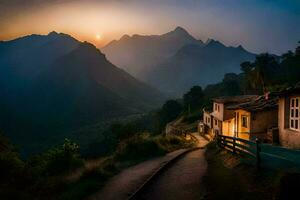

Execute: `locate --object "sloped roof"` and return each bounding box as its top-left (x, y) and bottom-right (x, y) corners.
top-left (213, 95), bottom-right (258, 104)
top-left (227, 95), bottom-right (278, 112)
top-left (277, 82), bottom-right (300, 96)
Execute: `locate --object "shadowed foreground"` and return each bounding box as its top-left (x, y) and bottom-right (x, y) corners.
top-left (134, 149), bottom-right (207, 200)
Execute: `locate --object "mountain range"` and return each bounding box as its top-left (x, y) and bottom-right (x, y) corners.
top-left (0, 32), bottom-right (164, 156)
top-left (102, 27), bottom-right (256, 96)
top-left (0, 27), bottom-right (256, 155)
top-left (102, 27), bottom-right (203, 79)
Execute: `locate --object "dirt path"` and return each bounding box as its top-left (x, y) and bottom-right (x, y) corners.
top-left (88, 134), bottom-right (208, 200)
top-left (88, 149), bottom-right (189, 200)
top-left (133, 148), bottom-right (207, 200)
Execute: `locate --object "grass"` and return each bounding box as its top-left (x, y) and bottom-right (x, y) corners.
top-left (0, 134), bottom-right (194, 200)
top-left (58, 134), bottom-right (194, 200)
top-left (203, 142), bottom-right (283, 200)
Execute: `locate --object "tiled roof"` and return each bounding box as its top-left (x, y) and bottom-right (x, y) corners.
top-left (277, 82), bottom-right (300, 96)
top-left (227, 95), bottom-right (278, 112)
top-left (213, 95), bottom-right (258, 104)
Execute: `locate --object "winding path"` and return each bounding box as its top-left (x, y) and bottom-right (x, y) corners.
top-left (132, 148), bottom-right (207, 200)
top-left (131, 133), bottom-right (209, 200)
top-left (88, 133), bottom-right (208, 200)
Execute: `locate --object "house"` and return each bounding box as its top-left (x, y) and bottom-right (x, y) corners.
top-left (211, 95), bottom-right (258, 137)
top-left (199, 108), bottom-right (213, 136)
top-left (278, 83), bottom-right (300, 148)
top-left (203, 94), bottom-right (279, 142)
top-left (226, 94), bottom-right (278, 141)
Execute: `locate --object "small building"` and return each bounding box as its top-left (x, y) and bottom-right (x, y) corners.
top-left (211, 95), bottom-right (258, 136)
top-left (227, 95), bottom-right (278, 141)
top-left (278, 83), bottom-right (300, 148)
top-left (203, 94), bottom-right (279, 142)
top-left (203, 108), bottom-right (212, 129)
top-left (199, 108), bottom-right (213, 137)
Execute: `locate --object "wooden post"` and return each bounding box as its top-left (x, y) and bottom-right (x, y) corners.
top-left (217, 135), bottom-right (220, 147)
top-left (233, 137), bottom-right (236, 154)
top-left (256, 138), bottom-right (261, 169)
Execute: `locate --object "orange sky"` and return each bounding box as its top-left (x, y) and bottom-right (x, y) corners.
top-left (0, 1), bottom-right (177, 48)
top-left (0, 0), bottom-right (299, 53)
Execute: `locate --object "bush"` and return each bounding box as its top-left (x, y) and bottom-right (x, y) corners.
top-left (114, 134), bottom-right (194, 162)
top-left (0, 134), bottom-right (24, 183)
top-left (28, 139), bottom-right (84, 177)
top-left (156, 135), bottom-right (191, 152)
top-left (114, 134), bottom-right (166, 161)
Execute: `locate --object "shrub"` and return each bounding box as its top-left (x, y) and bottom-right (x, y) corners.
top-left (114, 134), bottom-right (167, 161)
top-left (156, 135), bottom-right (193, 152)
top-left (0, 134), bottom-right (24, 183)
top-left (46, 139), bottom-right (84, 176)
top-left (28, 139), bottom-right (84, 177)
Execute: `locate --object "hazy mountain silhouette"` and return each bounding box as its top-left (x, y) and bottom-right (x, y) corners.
top-left (102, 26), bottom-right (203, 79)
top-left (147, 40), bottom-right (256, 96)
top-left (0, 32), bottom-right (164, 155)
top-left (102, 27), bottom-right (255, 96)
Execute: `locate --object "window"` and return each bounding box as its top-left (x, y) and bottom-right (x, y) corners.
top-left (241, 115), bottom-right (248, 128)
top-left (215, 119), bottom-right (218, 126)
top-left (290, 97), bottom-right (300, 131)
top-left (214, 103), bottom-right (220, 112)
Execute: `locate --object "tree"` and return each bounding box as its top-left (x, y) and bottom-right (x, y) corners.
top-left (280, 43), bottom-right (300, 85)
top-left (183, 86), bottom-right (204, 113)
top-left (250, 53), bottom-right (280, 93)
top-left (0, 133), bottom-right (24, 182)
top-left (240, 61), bottom-right (253, 74)
top-left (160, 100), bottom-right (183, 122)
top-left (295, 41), bottom-right (300, 56)
top-left (27, 139), bottom-right (83, 176)
top-left (222, 73), bottom-right (241, 95)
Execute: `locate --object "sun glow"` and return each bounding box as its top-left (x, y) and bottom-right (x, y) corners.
top-left (96, 34), bottom-right (101, 40)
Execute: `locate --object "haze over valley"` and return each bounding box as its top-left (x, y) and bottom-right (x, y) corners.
top-left (102, 27), bottom-right (255, 96)
top-left (1, 1), bottom-right (300, 200)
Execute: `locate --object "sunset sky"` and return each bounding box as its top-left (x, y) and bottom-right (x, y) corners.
top-left (0, 0), bottom-right (299, 54)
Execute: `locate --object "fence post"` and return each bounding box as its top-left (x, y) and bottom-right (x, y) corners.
top-left (217, 135), bottom-right (221, 147)
top-left (256, 138), bottom-right (261, 169)
top-left (233, 137), bottom-right (236, 154)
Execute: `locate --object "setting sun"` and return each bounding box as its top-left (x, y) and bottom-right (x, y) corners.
top-left (96, 34), bottom-right (101, 40)
top-left (0, 1), bottom-right (300, 199)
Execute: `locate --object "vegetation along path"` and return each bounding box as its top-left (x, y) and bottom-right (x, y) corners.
top-left (131, 134), bottom-right (209, 200)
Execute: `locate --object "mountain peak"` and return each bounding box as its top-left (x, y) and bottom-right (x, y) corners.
top-left (206, 39), bottom-right (225, 48)
top-left (170, 26), bottom-right (191, 37)
top-left (48, 31), bottom-right (59, 36)
top-left (161, 26), bottom-right (196, 42)
top-left (237, 45), bottom-right (245, 51)
top-left (75, 41), bottom-right (106, 59)
top-left (174, 26), bottom-right (187, 33)
top-left (78, 41), bottom-right (100, 52)
top-left (120, 34), bottom-right (131, 41)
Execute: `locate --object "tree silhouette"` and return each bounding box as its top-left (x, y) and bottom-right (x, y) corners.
top-left (183, 86), bottom-right (204, 113)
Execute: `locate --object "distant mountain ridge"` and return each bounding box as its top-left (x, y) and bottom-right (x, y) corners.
top-left (147, 40), bottom-right (256, 96)
top-left (102, 27), bottom-right (256, 96)
top-left (102, 26), bottom-right (203, 78)
top-left (0, 32), bottom-right (164, 156)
